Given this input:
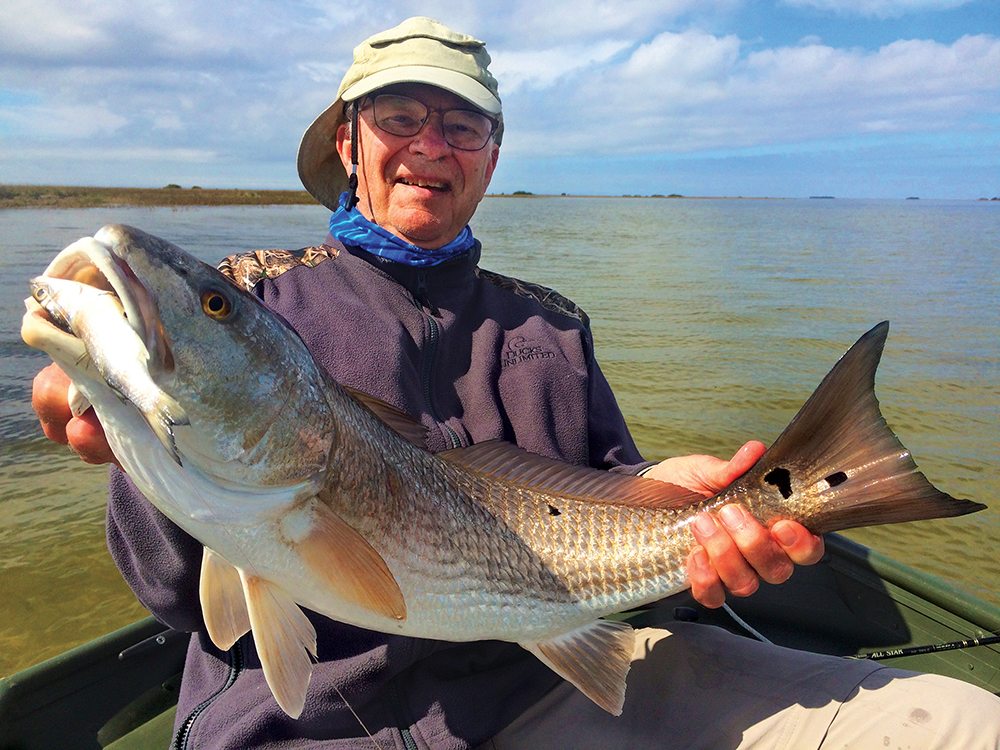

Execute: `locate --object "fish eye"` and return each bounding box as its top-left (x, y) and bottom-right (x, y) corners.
top-left (201, 289), bottom-right (233, 320)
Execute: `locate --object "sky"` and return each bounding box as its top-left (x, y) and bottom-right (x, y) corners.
top-left (1, 0), bottom-right (997, 199)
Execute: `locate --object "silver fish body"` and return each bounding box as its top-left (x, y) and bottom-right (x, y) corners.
top-left (22, 224), bottom-right (986, 718)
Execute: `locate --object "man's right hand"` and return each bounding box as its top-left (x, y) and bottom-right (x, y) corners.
top-left (32, 363), bottom-right (120, 467)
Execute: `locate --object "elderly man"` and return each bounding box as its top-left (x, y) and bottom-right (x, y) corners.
top-left (32, 17), bottom-right (1000, 750)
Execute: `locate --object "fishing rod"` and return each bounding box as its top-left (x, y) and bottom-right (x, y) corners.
top-left (853, 633), bottom-right (1000, 661)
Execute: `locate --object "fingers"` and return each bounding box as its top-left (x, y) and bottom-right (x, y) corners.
top-left (687, 506), bottom-right (824, 609)
top-left (644, 440), bottom-right (768, 497)
top-left (771, 520), bottom-right (825, 566)
top-left (32, 363), bottom-right (73, 444)
top-left (32, 363), bottom-right (119, 467)
top-left (687, 545), bottom-right (727, 609)
top-left (722, 441), bottom-right (766, 482)
top-left (690, 508), bottom-right (774, 599)
top-left (65, 410), bottom-right (120, 466)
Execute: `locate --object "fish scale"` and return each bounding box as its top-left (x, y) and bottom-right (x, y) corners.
top-left (22, 224), bottom-right (986, 719)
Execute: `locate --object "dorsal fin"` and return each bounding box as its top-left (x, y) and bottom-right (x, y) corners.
top-left (342, 386), bottom-right (429, 448)
top-left (439, 441), bottom-right (706, 509)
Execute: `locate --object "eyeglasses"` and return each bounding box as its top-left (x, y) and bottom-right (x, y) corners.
top-left (366, 94), bottom-right (498, 152)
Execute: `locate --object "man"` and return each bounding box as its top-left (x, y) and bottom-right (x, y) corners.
top-left (32, 17), bottom-right (1000, 749)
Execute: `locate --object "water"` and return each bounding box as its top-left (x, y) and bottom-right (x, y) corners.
top-left (1, 199), bottom-right (997, 676)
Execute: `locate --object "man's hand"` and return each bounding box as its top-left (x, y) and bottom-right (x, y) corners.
top-left (644, 441), bottom-right (825, 609)
top-left (32, 363), bottom-right (120, 467)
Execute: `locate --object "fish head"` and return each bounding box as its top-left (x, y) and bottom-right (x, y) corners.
top-left (22, 224), bottom-right (336, 492)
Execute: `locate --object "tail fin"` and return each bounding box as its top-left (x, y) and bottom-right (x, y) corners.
top-left (732, 322), bottom-right (986, 533)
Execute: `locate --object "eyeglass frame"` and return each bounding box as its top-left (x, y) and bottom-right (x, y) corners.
top-left (354, 93), bottom-right (500, 152)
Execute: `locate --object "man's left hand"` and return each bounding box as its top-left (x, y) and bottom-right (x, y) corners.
top-left (643, 441), bottom-right (825, 609)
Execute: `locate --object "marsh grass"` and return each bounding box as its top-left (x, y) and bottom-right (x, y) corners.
top-left (0, 185), bottom-right (318, 209)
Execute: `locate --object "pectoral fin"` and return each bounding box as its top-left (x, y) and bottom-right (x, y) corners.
top-left (199, 547), bottom-right (251, 651)
top-left (292, 501), bottom-right (406, 622)
top-left (239, 570), bottom-right (317, 719)
top-left (522, 619), bottom-right (636, 716)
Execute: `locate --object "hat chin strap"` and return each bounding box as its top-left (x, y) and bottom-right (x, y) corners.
top-left (346, 102), bottom-right (360, 211)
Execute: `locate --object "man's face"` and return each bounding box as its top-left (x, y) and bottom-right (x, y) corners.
top-left (336, 83), bottom-right (500, 250)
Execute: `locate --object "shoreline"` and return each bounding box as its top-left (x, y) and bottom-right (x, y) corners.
top-left (0, 185), bottom-right (320, 210)
top-left (1, 185), bottom-right (784, 209)
top-left (4, 186), bottom-right (994, 209)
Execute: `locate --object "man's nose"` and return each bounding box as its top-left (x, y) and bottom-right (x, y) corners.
top-left (409, 113), bottom-right (452, 157)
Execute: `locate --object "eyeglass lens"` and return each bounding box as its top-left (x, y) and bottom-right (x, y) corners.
top-left (372, 94), bottom-right (495, 151)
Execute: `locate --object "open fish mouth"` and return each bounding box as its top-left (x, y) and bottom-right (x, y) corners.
top-left (22, 231), bottom-right (171, 376)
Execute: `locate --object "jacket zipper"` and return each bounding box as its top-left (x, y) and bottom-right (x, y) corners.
top-left (172, 641), bottom-right (244, 750)
top-left (389, 680), bottom-right (420, 750)
top-left (415, 270), bottom-right (461, 450)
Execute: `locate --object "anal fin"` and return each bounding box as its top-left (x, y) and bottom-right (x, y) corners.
top-left (239, 569), bottom-right (317, 719)
top-left (522, 619), bottom-right (635, 716)
top-left (199, 547), bottom-right (250, 651)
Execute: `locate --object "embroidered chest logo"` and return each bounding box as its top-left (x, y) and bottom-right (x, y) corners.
top-left (501, 335), bottom-right (556, 369)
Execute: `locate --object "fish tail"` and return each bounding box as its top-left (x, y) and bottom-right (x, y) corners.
top-left (731, 322), bottom-right (986, 533)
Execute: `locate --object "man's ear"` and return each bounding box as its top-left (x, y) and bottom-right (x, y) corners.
top-left (480, 143), bottom-right (500, 197)
top-left (335, 122), bottom-right (352, 171)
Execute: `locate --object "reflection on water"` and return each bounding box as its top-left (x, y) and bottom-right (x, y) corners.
top-left (1, 199), bottom-right (997, 675)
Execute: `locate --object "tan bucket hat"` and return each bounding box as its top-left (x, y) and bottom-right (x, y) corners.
top-left (297, 17), bottom-right (503, 211)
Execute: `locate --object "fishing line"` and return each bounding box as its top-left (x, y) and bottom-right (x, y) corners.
top-left (331, 681), bottom-right (385, 750)
top-left (722, 603), bottom-right (772, 644)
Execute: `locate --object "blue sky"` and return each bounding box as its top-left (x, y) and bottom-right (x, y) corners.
top-left (1, 0), bottom-right (996, 198)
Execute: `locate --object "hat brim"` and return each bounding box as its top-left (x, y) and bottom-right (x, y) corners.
top-left (341, 65), bottom-right (501, 115)
top-left (297, 99), bottom-right (350, 212)
top-left (297, 66), bottom-right (502, 210)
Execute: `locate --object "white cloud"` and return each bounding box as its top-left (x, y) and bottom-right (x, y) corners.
top-left (0, 102), bottom-right (129, 139)
top-left (780, 0), bottom-right (975, 19)
top-left (413, 0), bottom-right (739, 47)
top-left (2, 145), bottom-right (216, 162)
top-left (491, 41), bottom-right (632, 93)
top-left (0, 0), bottom-right (995, 193)
top-left (498, 31), bottom-right (1000, 158)
top-left (622, 29), bottom-right (741, 86)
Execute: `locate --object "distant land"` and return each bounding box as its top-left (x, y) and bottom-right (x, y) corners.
top-left (1, 186), bottom-right (784, 208)
top-left (3, 185), bottom-right (998, 209)
top-left (0, 185), bottom-right (319, 209)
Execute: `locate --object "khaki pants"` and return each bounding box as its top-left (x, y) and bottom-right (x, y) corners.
top-left (477, 623), bottom-right (1000, 750)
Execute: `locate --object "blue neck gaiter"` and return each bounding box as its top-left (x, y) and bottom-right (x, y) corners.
top-left (328, 192), bottom-right (475, 267)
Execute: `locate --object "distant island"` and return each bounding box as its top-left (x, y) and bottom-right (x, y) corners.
top-left (5, 185), bottom-right (996, 209)
top-left (0, 185), bottom-right (319, 209)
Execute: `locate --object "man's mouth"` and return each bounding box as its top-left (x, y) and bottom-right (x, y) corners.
top-left (397, 177), bottom-right (450, 192)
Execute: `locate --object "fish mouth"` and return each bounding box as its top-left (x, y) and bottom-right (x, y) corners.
top-left (22, 231), bottom-right (172, 376)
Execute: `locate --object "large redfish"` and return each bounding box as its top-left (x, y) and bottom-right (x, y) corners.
top-left (21, 224), bottom-right (984, 718)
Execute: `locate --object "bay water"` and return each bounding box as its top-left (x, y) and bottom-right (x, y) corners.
top-left (1, 198), bottom-right (997, 676)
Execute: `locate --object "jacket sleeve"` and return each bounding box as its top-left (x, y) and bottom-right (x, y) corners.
top-left (584, 342), bottom-right (656, 475)
top-left (106, 467), bottom-right (205, 632)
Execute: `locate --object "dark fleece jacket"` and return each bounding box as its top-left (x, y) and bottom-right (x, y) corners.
top-left (106, 239), bottom-right (649, 749)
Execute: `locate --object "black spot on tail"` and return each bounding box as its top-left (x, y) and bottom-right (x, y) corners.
top-left (765, 468), bottom-right (793, 499)
top-left (548, 504), bottom-right (561, 516)
top-left (825, 471), bottom-right (848, 487)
